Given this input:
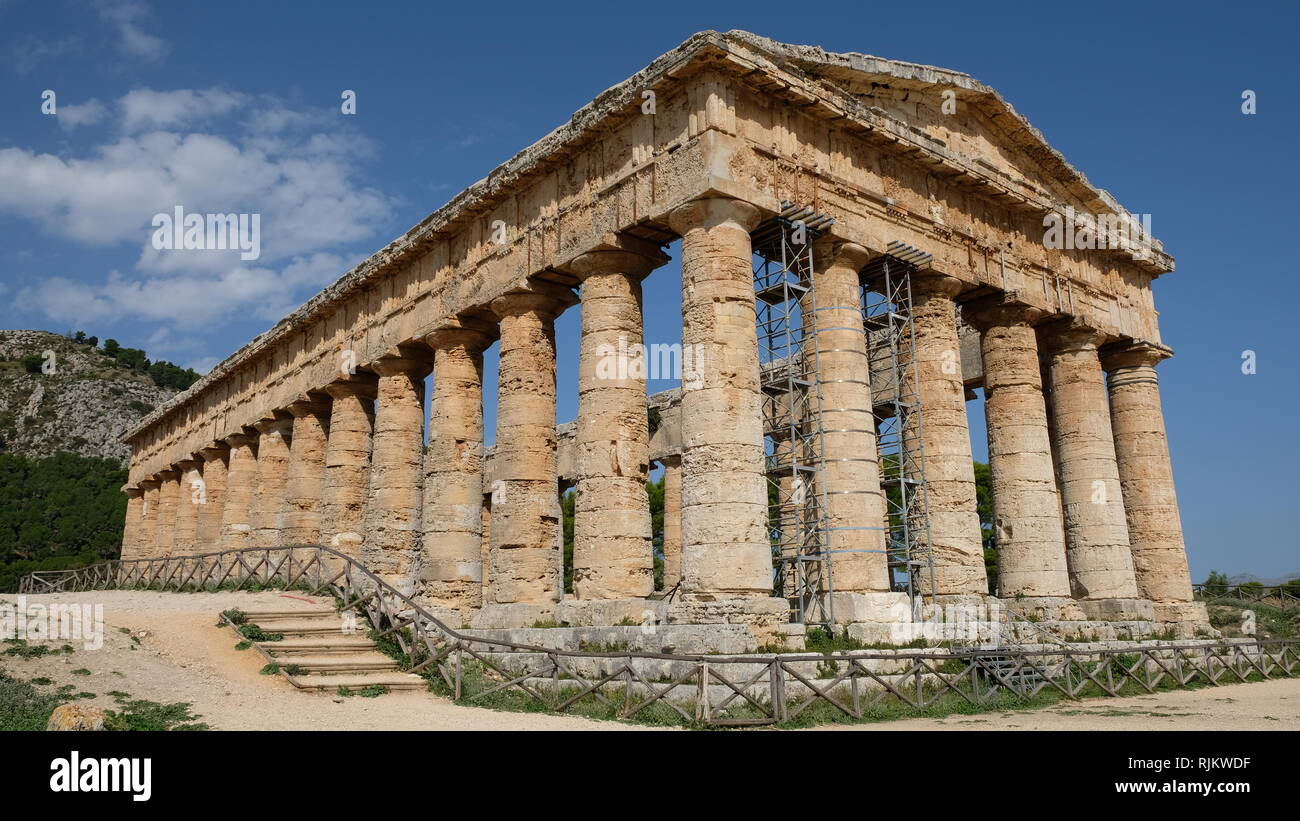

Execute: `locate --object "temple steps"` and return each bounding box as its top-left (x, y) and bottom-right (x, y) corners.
top-left (229, 607), bottom-right (425, 694)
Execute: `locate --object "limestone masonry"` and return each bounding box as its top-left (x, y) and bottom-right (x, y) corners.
top-left (117, 31), bottom-right (1207, 645)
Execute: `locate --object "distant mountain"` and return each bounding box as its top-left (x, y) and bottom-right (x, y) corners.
top-left (1228, 572), bottom-right (1300, 587)
top-left (0, 330), bottom-right (178, 465)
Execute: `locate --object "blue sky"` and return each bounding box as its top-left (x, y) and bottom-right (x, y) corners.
top-left (0, 0), bottom-right (1296, 580)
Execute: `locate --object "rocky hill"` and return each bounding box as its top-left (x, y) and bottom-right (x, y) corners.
top-left (0, 330), bottom-right (177, 465)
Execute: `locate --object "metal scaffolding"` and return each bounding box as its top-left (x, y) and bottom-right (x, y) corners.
top-left (752, 202), bottom-right (835, 626)
top-left (861, 242), bottom-right (937, 604)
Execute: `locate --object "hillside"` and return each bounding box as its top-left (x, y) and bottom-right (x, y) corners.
top-left (0, 330), bottom-right (177, 465)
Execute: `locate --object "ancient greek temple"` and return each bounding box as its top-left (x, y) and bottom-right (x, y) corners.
top-left (118, 31), bottom-right (1207, 647)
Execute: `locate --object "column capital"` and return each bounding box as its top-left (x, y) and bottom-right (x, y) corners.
top-left (909, 270), bottom-right (968, 299)
top-left (139, 478), bottom-right (160, 491)
top-left (1099, 339), bottom-right (1173, 372)
top-left (176, 458), bottom-right (201, 472)
top-left (489, 286), bottom-right (576, 320)
top-left (962, 291), bottom-right (1051, 331)
top-left (323, 374), bottom-right (378, 401)
top-left (811, 239), bottom-right (871, 272)
top-left (198, 444), bottom-right (230, 462)
top-left (1038, 317), bottom-right (1109, 353)
top-left (253, 415), bottom-right (294, 437)
top-left (156, 467), bottom-right (179, 481)
top-left (370, 353), bottom-right (432, 379)
top-left (123, 486), bottom-right (144, 498)
top-left (569, 248), bottom-right (669, 281)
top-left (286, 397), bottom-right (330, 417)
top-left (666, 196), bottom-right (762, 235)
top-left (425, 319), bottom-right (496, 352)
top-left (223, 431), bottom-right (259, 449)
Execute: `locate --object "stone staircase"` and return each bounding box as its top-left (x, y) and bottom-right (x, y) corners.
top-left (229, 608), bottom-right (425, 693)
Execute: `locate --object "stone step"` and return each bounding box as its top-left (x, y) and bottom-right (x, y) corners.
top-left (259, 636), bottom-right (376, 655)
top-left (239, 609), bottom-right (343, 622)
top-left (251, 619), bottom-right (354, 636)
top-left (285, 671), bottom-right (426, 691)
top-left (274, 653), bottom-right (400, 673)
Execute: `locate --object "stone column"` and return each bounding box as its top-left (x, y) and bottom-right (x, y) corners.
top-left (810, 240), bottom-right (890, 593)
top-left (364, 354), bottom-right (431, 586)
top-left (220, 432), bottom-right (258, 551)
top-left (570, 249), bottom-right (664, 600)
top-left (488, 291), bottom-right (569, 607)
top-left (965, 298), bottom-right (1071, 601)
top-left (421, 326), bottom-right (493, 613)
top-left (251, 416), bottom-right (293, 549)
top-left (907, 272), bottom-right (989, 595)
top-left (1041, 322), bottom-right (1142, 607)
top-left (666, 197), bottom-right (771, 599)
top-left (322, 378), bottom-right (375, 560)
top-left (196, 444), bottom-right (229, 552)
top-left (138, 480), bottom-right (160, 561)
top-left (172, 459), bottom-right (202, 556)
top-left (284, 399), bottom-right (329, 545)
top-left (153, 468), bottom-right (180, 559)
top-left (121, 487), bottom-right (144, 561)
top-left (1100, 341), bottom-right (1199, 622)
top-left (660, 456), bottom-right (682, 591)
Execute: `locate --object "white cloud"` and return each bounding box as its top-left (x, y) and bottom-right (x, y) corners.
top-left (58, 99), bottom-right (109, 130)
top-left (120, 88), bottom-right (243, 133)
top-left (8, 34), bottom-right (79, 75)
top-left (93, 0), bottom-right (168, 62)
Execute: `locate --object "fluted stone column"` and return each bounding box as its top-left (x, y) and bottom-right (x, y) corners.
top-left (220, 432), bottom-right (258, 551)
top-left (251, 416), bottom-right (293, 549)
top-left (139, 479), bottom-right (160, 560)
top-left (488, 291), bottom-right (568, 607)
top-left (121, 487), bottom-right (144, 561)
top-left (322, 378), bottom-right (376, 560)
top-left (660, 456), bottom-right (682, 591)
top-left (965, 298), bottom-right (1071, 600)
top-left (421, 327), bottom-right (493, 613)
top-left (172, 459), bottom-right (202, 556)
top-left (284, 399), bottom-right (329, 545)
top-left (667, 197), bottom-right (771, 599)
top-left (364, 354), bottom-right (431, 585)
top-left (1042, 323), bottom-right (1141, 604)
top-left (153, 468), bottom-right (180, 559)
top-left (907, 273), bottom-right (989, 595)
top-left (196, 444), bottom-right (229, 551)
top-left (810, 240), bottom-right (889, 593)
top-left (1101, 341), bottom-right (1200, 622)
top-left (571, 249), bottom-right (664, 600)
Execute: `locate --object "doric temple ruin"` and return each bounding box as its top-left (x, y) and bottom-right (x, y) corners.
top-left (118, 31), bottom-right (1209, 649)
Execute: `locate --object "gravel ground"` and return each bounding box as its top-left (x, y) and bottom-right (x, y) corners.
top-left (5, 590), bottom-right (1294, 731)
top-left (2, 590), bottom-right (661, 731)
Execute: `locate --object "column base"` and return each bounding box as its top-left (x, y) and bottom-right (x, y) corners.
top-left (999, 596), bottom-right (1089, 621)
top-left (821, 591), bottom-right (912, 625)
top-left (470, 602), bottom-right (558, 629)
top-left (556, 598), bottom-right (667, 627)
top-left (667, 597), bottom-right (798, 649)
top-left (1153, 601), bottom-right (1215, 632)
top-left (1077, 597), bottom-right (1157, 622)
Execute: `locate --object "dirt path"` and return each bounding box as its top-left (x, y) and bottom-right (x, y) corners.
top-left (6, 591), bottom-right (1295, 731)
top-left (2, 590), bottom-right (662, 731)
top-left (816, 678), bottom-right (1300, 731)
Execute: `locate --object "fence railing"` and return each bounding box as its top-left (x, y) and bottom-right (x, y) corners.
top-left (1193, 583), bottom-right (1300, 612)
top-left (20, 547), bottom-right (1300, 727)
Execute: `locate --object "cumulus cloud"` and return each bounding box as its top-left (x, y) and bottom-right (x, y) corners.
top-left (57, 99), bottom-right (110, 130)
top-left (1, 87), bottom-right (394, 336)
top-left (92, 0), bottom-right (167, 62)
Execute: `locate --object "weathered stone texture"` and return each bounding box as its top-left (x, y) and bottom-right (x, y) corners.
top-left (322, 379), bottom-right (375, 560)
top-left (196, 446), bottom-right (229, 550)
top-left (421, 328), bottom-right (492, 613)
top-left (1042, 325), bottom-right (1140, 600)
top-left (284, 402), bottom-right (329, 545)
top-left (220, 433), bottom-right (258, 551)
top-left (251, 417), bottom-right (293, 549)
top-left (668, 197), bottom-right (771, 599)
top-left (172, 459), bottom-right (202, 556)
top-left (364, 356), bottom-right (430, 585)
top-left (906, 274), bottom-right (988, 595)
top-left (153, 469), bottom-right (180, 558)
top-left (571, 250), bottom-right (662, 600)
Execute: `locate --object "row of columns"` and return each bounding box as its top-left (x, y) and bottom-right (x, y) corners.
top-left (119, 194), bottom-right (1196, 621)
